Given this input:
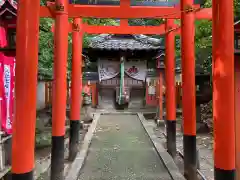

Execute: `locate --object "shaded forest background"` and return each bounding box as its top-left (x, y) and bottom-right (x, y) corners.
top-left (38, 0), bottom-right (240, 79)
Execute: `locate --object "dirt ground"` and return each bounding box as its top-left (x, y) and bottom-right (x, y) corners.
top-left (78, 114), bottom-right (172, 180)
top-left (153, 118), bottom-right (214, 180)
top-left (4, 106), bottom-right (214, 180)
top-left (34, 107), bottom-right (93, 179)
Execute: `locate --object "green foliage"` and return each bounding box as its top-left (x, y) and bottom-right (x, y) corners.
top-left (129, 18), bottom-right (163, 26)
top-left (38, 0), bottom-right (240, 79)
top-left (38, 18), bottom-right (54, 80)
top-left (235, 0), bottom-right (240, 18)
top-left (193, 0), bottom-right (240, 72)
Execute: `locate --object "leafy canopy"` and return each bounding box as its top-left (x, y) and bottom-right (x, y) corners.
top-left (38, 0), bottom-right (240, 79)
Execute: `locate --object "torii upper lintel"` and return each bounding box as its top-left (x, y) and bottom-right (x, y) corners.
top-left (39, 3), bottom-right (212, 20)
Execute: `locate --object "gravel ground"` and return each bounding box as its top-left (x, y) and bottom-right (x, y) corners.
top-left (36, 128), bottom-right (88, 180)
top-left (78, 114), bottom-right (172, 180)
top-left (153, 118), bottom-right (214, 180)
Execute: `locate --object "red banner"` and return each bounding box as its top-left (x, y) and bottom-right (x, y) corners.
top-left (0, 53), bottom-right (15, 134)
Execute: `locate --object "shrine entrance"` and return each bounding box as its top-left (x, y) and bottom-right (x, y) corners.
top-left (11, 0), bottom-right (236, 180)
top-left (85, 34), bottom-right (163, 109)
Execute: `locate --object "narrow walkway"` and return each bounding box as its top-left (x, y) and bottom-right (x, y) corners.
top-left (78, 114), bottom-right (172, 180)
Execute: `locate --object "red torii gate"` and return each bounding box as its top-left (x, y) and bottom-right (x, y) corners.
top-left (52, 18), bottom-right (182, 160)
top-left (39, 2), bottom-right (212, 19)
top-left (52, 22), bottom-right (181, 34)
top-left (53, 22), bottom-right (181, 35)
top-left (52, 20), bottom-right (180, 156)
top-left (12, 1), bottom-right (235, 180)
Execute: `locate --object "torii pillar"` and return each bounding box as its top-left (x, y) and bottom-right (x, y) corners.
top-left (181, 0), bottom-right (197, 179)
top-left (165, 19), bottom-right (176, 159)
top-left (212, 0), bottom-right (235, 179)
top-left (69, 18), bottom-right (83, 161)
top-left (11, 0), bottom-right (40, 179)
top-left (51, 0), bottom-right (69, 179)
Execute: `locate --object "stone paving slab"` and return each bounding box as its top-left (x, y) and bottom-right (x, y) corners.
top-left (137, 113), bottom-right (185, 180)
top-left (77, 114), bottom-right (172, 180)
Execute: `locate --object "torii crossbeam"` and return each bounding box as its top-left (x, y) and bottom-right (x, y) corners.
top-left (51, 22), bottom-right (181, 35)
top-left (40, 2), bottom-right (212, 19)
top-left (12, 0), bottom-right (235, 180)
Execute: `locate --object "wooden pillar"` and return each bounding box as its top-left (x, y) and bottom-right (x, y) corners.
top-left (69, 18), bottom-right (83, 161)
top-left (11, 0), bottom-right (40, 179)
top-left (91, 83), bottom-right (97, 108)
top-left (51, 0), bottom-right (69, 179)
top-left (165, 19), bottom-right (176, 159)
top-left (67, 80), bottom-right (70, 105)
top-left (49, 82), bottom-right (52, 105)
top-left (159, 72), bottom-right (163, 120)
top-left (176, 83), bottom-right (180, 108)
top-left (145, 84), bottom-right (149, 105)
top-left (95, 84), bottom-right (98, 106)
top-left (181, 0), bottom-right (197, 179)
top-left (212, 0), bottom-right (235, 179)
top-left (120, 0), bottom-right (129, 27)
top-left (179, 82), bottom-right (182, 107)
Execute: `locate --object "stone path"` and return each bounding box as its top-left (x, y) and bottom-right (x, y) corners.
top-left (78, 114), bottom-right (172, 180)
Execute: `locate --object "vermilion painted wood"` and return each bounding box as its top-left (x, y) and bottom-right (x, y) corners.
top-left (181, 0), bottom-right (197, 179)
top-left (165, 19), bottom-right (176, 121)
top-left (174, 28), bottom-right (181, 35)
top-left (51, 23), bottom-right (181, 35)
top-left (12, 0), bottom-right (40, 175)
top-left (39, 4), bottom-right (212, 19)
top-left (86, 25), bottom-right (165, 34)
top-left (158, 72), bottom-right (163, 119)
top-left (70, 18), bottom-right (83, 121)
top-left (84, 24), bottom-right (166, 34)
top-left (212, 0), bottom-right (235, 172)
top-left (51, 0), bottom-right (69, 137)
top-left (181, 0), bottom-right (196, 136)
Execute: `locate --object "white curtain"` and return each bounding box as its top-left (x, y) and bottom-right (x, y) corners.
top-left (98, 59), bottom-right (119, 81)
top-left (124, 60), bottom-right (147, 81)
top-left (98, 59), bottom-right (147, 81)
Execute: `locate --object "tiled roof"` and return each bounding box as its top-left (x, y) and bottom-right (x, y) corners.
top-left (0, 0), bottom-right (17, 10)
top-left (0, 0), bottom-right (17, 17)
top-left (88, 34), bottom-right (164, 51)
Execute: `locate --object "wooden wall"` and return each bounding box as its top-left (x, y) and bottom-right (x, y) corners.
top-left (99, 76), bottom-right (144, 87)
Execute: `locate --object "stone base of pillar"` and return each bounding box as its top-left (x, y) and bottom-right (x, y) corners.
top-left (155, 119), bottom-right (165, 127)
